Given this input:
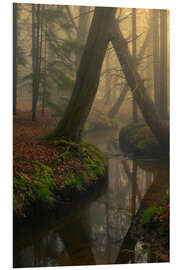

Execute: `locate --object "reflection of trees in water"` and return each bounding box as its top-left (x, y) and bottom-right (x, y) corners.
top-left (56, 216), bottom-right (96, 266)
top-left (115, 161), bottom-right (169, 264)
top-left (14, 231), bottom-right (66, 267)
top-left (85, 158), bottom-right (155, 264)
top-left (14, 156), bottom-right (168, 267)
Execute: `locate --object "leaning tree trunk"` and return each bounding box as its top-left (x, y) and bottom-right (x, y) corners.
top-left (104, 50), bottom-right (112, 105)
top-left (13, 3), bottom-right (18, 115)
top-left (48, 7), bottom-right (117, 143)
top-left (110, 19), bottom-right (169, 148)
top-left (108, 84), bottom-right (128, 118)
top-left (108, 20), bottom-right (152, 118)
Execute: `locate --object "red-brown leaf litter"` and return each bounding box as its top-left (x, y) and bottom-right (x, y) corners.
top-left (13, 111), bottom-right (61, 174)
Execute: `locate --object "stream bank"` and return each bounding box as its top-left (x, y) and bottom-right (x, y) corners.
top-left (14, 127), bottom-right (169, 267)
top-left (118, 122), bottom-right (169, 262)
top-left (13, 139), bottom-right (107, 223)
top-left (119, 122), bottom-right (169, 158)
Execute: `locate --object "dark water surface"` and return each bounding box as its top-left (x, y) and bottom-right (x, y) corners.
top-left (14, 128), bottom-right (169, 267)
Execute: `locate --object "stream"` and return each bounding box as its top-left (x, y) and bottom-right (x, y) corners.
top-left (13, 128), bottom-right (169, 267)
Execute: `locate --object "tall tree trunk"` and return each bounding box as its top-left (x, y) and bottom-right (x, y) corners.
top-left (13, 3), bottom-right (18, 115)
top-left (132, 8), bottom-right (138, 122)
top-left (42, 18), bottom-right (47, 115)
top-left (32, 4), bottom-right (42, 121)
top-left (159, 9), bottom-right (168, 119)
top-left (108, 21), bottom-right (152, 118)
top-left (153, 9), bottom-right (160, 108)
top-left (48, 7), bottom-right (117, 143)
top-left (32, 4), bottom-right (36, 120)
top-left (75, 6), bottom-right (90, 70)
top-left (110, 19), bottom-right (169, 148)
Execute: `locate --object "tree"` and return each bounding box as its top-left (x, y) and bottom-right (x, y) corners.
top-left (13, 3), bottom-right (18, 115)
top-left (32, 4), bottom-right (43, 121)
top-left (75, 5), bottom-right (90, 69)
top-left (104, 50), bottom-right (112, 105)
top-left (132, 8), bottom-right (138, 122)
top-left (153, 9), bottom-right (169, 119)
top-left (159, 9), bottom-right (168, 119)
top-left (153, 9), bottom-right (160, 108)
top-left (48, 7), bottom-right (117, 143)
top-left (108, 18), bottom-right (152, 118)
top-left (41, 15), bottom-right (48, 115)
top-left (110, 19), bottom-right (169, 148)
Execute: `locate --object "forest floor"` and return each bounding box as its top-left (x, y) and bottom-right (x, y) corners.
top-left (13, 111), bottom-right (107, 221)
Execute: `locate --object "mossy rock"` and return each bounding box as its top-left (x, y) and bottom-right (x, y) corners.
top-left (119, 122), bottom-right (168, 158)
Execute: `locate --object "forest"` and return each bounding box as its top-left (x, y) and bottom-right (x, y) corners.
top-left (13, 4), bottom-right (169, 267)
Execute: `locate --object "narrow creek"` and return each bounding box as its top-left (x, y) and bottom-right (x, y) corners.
top-left (13, 128), bottom-right (169, 267)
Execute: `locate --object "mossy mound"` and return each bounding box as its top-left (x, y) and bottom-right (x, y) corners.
top-left (140, 193), bottom-right (169, 262)
top-left (119, 122), bottom-right (168, 158)
top-left (13, 140), bottom-right (107, 222)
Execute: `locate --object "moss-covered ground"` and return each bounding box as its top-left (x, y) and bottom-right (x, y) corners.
top-left (13, 112), bottom-right (107, 221)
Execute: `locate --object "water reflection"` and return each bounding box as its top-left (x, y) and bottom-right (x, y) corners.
top-left (14, 129), bottom-right (169, 267)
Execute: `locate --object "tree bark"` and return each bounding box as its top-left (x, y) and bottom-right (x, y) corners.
top-left (32, 4), bottom-right (36, 120)
top-left (153, 9), bottom-right (160, 108)
top-left (75, 6), bottom-right (90, 70)
top-left (132, 8), bottom-right (138, 122)
top-left (13, 3), bottom-right (18, 115)
top-left (159, 9), bottom-right (168, 119)
top-left (49, 7), bottom-right (117, 143)
top-left (110, 19), bottom-right (169, 148)
top-left (32, 4), bottom-right (41, 121)
top-left (104, 50), bottom-right (112, 105)
top-left (42, 17), bottom-right (47, 115)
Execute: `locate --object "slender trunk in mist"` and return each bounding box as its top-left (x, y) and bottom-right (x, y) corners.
top-left (110, 19), bottom-right (169, 148)
top-left (48, 7), bottom-right (117, 143)
top-left (132, 8), bottom-right (138, 122)
top-left (153, 9), bottom-right (160, 108)
top-left (42, 19), bottom-right (47, 115)
top-left (32, 5), bottom-right (43, 121)
top-left (32, 4), bottom-right (36, 119)
top-left (108, 85), bottom-right (128, 118)
top-left (108, 21), bottom-right (152, 118)
top-left (13, 3), bottom-right (18, 115)
top-left (159, 9), bottom-right (168, 119)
